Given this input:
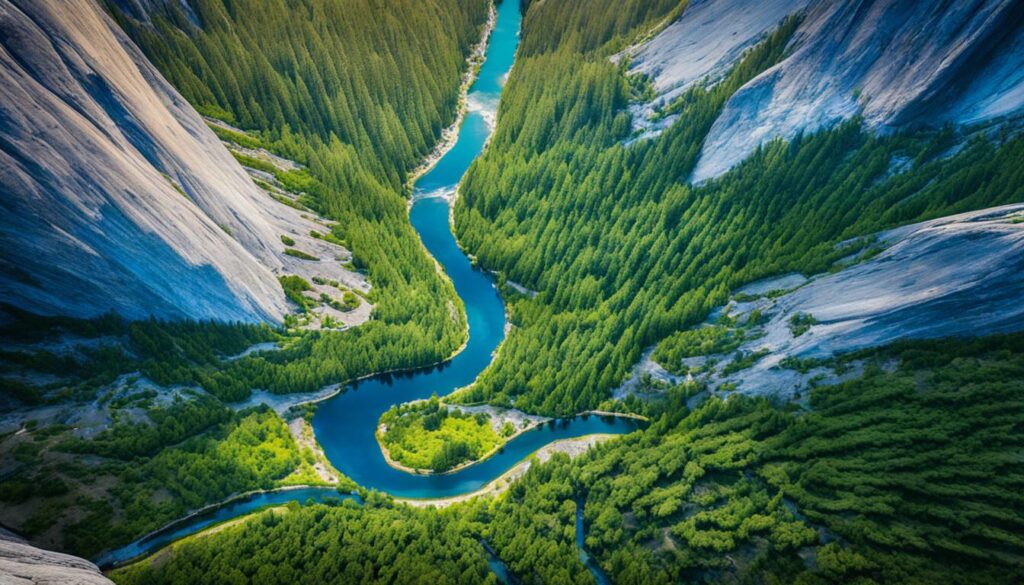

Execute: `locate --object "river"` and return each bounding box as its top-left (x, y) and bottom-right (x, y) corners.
top-left (312, 0), bottom-right (641, 500)
top-left (97, 0), bottom-right (641, 568)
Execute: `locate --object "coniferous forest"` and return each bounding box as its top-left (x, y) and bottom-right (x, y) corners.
top-left (109, 334), bottom-right (1024, 584)
top-left (102, 0), bottom-right (495, 399)
top-left (1, 0), bottom-right (1023, 583)
top-left (453, 1), bottom-right (1024, 415)
top-left (1, 0), bottom-right (488, 557)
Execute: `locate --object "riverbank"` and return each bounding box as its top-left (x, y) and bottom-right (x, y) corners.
top-left (580, 410), bottom-right (649, 422)
top-left (405, 2), bottom-right (497, 194)
top-left (292, 0), bottom-right (639, 501)
top-left (105, 495), bottom-right (322, 575)
top-left (282, 418), bottom-right (342, 485)
top-left (376, 408), bottom-right (646, 477)
top-left (376, 403), bottom-right (549, 475)
top-left (106, 435), bottom-right (614, 574)
top-left (94, 485), bottom-right (354, 568)
top-left (232, 329), bottom-right (474, 416)
top-left (100, 427), bottom-right (625, 569)
top-left (229, 32), bottom-right (513, 412)
top-left (398, 434), bottom-right (619, 508)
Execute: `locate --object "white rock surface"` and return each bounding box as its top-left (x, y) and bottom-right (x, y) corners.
top-left (624, 0), bottom-right (1024, 182)
top-left (0, 530), bottom-right (113, 585)
top-left (711, 204), bottom-right (1024, 397)
top-left (626, 0), bottom-right (810, 108)
top-left (0, 0), bottom-right (362, 323)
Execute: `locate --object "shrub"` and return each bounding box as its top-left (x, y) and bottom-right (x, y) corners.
top-left (284, 248), bottom-right (319, 261)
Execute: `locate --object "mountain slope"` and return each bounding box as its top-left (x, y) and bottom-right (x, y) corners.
top-left (624, 0), bottom-right (1024, 181)
top-left (105, 0), bottom-right (490, 195)
top-left (0, 0), bottom-right (323, 322)
top-left (629, 203), bottom-right (1024, 398)
top-left (453, 0), bottom-right (1024, 415)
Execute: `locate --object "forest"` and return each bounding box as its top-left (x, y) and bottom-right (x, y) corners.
top-left (102, 0), bottom-right (495, 401)
top-left (108, 333), bottom-right (1024, 584)
top-left (0, 398), bottom-right (308, 558)
top-left (2, 0), bottom-right (1022, 582)
top-left (106, 0), bottom-right (488, 193)
top-left (111, 494), bottom-right (500, 585)
top-left (2, 0), bottom-right (490, 559)
top-left (452, 0), bottom-right (1024, 415)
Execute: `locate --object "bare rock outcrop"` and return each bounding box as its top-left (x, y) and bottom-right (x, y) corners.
top-left (0, 0), bottom-right (310, 322)
top-left (668, 204), bottom-right (1024, 398)
top-left (623, 0), bottom-right (1024, 182)
top-left (0, 529), bottom-right (113, 585)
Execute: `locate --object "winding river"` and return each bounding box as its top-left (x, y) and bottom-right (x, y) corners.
top-left (313, 0), bottom-right (641, 499)
top-left (98, 0), bottom-right (641, 567)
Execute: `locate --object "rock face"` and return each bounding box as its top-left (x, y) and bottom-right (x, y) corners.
top-left (694, 204), bottom-right (1024, 398)
top-left (627, 0), bottom-right (811, 106)
top-left (618, 204), bottom-right (1024, 400)
top-left (750, 203), bottom-right (1024, 354)
top-left (0, 530), bottom-right (113, 585)
top-left (0, 0), bottom-right (305, 322)
top-left (624, 0), bottom-right (1024, 182)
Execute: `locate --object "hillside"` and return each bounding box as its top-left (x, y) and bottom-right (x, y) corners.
top-left (623, 0), bottom-right (1024, 180)
top-left (625, 203), bottom-right (1024, 398)
top-left (0, 0), bottom-right (487, 568)
top-left (454, 0), bottom-right (1024, 415)
top-left (105, 0), bottom-right (489, 195)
